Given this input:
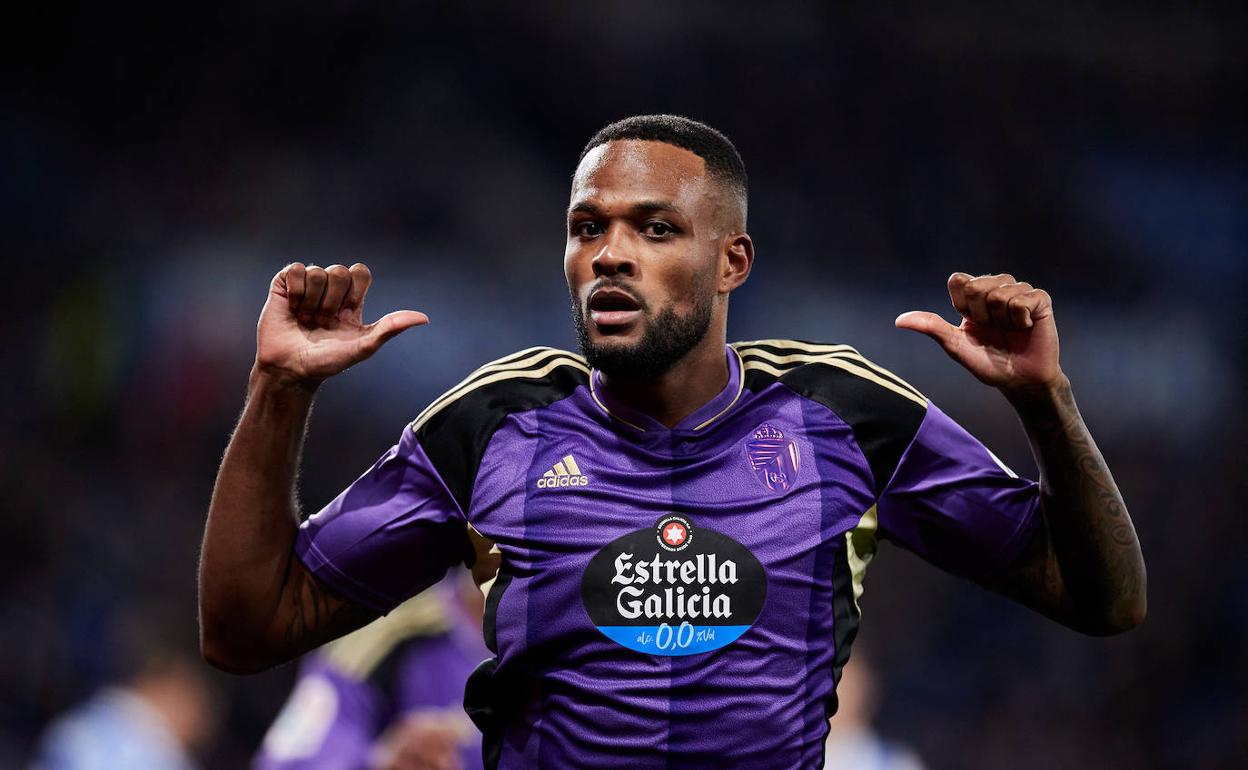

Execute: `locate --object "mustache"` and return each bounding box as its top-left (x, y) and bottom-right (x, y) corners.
top-left (584, 279), bottom-right (649, 312)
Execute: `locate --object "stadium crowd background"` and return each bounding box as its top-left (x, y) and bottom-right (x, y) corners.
top-left (3, 2), bottom-right (1244, 768)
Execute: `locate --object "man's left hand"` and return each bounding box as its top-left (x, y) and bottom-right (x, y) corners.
top-left (895, 272), bottom-right (1065, 393)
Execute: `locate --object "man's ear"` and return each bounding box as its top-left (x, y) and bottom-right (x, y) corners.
top-left (719, 232), bottom-right (754, 294)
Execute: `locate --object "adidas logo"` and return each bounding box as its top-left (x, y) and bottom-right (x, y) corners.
top-left (537, 454), bottom-right (590, 489)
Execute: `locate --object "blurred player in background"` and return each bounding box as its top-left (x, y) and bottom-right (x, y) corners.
top-left (31, 614), bottom-right (218, 770)
top-left (256, 580), bottom-right (486, 770)
top-left (199, 115), bottom-right (1146, 768)
top-left (823, 655), bottom-right (925, 770)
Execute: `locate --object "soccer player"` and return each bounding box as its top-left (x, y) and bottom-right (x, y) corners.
top-left (199, 115), bottom-right (1146, 769)
top-left (254, 583), bottom-right (486, 770)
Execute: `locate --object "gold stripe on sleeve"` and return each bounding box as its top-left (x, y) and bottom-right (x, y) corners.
top-left (413, 347), bottom-right (583, 428)
top-left (412, 354), bottom-right (589, 432)
top-left (734, 340), bottom-right (926, 403)
top-left (734, 339), bottom-right (860, 355)
top-left (739, 350), bottom-right (927, 407)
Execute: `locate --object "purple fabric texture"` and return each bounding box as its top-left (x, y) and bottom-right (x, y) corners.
top-left (294, 345), bottom-right (1041, 768)
top-left (877, 403), bottom-right (1041, 581)
top-left (296, 428), bottom-right (471, 613)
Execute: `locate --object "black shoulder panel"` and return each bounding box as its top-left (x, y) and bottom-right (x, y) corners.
top-left (734, 340), bottom-right (927, 495)
top-left (412, 348), bottom-right (589, 513)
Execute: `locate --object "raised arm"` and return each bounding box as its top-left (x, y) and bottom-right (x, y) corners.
top-left (199, 262), bottom-right (428, 673)
top-left (896, 272), bottom-right (1146, 636)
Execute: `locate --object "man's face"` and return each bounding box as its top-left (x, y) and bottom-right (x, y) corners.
top-left (565, 140), bottom-right (727, 378)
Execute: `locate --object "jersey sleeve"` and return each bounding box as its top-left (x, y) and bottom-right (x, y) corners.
top-left (253, 659), bottom-right (384, 770)
top-left (875, 402), bottom-right (1042, 581)
top-left (295, 425), bottom-right (474, 614)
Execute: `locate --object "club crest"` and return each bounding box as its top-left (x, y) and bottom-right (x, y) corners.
top-left (745, 423), bottom-right (800, 493)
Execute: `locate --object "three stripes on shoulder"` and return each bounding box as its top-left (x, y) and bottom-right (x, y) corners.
top-left (732, 339), bottom-right (926, 407)
top-left (411, 339), bottom-right (926, 433)
top-left (412, 347), bottom-right (587, 432)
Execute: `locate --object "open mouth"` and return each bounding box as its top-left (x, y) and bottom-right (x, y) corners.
top-left (588, 287), bottom-right (643, 329)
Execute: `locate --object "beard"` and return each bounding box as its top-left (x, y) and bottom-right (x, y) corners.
top-left (571, 284), bottom-right (714, 379)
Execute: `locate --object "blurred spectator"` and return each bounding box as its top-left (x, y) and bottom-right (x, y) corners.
top-left (29, 643), bottom-right (216, 770)
top-left (255, 580), bottom-right (487, 770)
top-left (825, 655), bottom-right (925, 770)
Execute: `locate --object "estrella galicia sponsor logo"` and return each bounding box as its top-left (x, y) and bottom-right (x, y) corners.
top-left (581, 516), bottom-right (766, 656)
top-left (657, 514), bottom-right (691, 551)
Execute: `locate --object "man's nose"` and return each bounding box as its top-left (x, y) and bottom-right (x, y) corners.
top-left (591, 228), bottom-right (638, 278)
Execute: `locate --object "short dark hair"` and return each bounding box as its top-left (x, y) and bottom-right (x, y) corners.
top-left (579, 114), bottom-right (748, 224)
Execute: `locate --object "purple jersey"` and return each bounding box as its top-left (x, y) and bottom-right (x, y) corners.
top-left (255, 589), bottom-right (487, 770)
top-left (295, 341), bottom-right (1040, 769)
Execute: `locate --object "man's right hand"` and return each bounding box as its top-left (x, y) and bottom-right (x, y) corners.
top-left (256, 262), bottom-right (428, 385)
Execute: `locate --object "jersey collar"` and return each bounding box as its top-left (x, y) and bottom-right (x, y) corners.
top-left (589, 345), bottom-right (745, 433)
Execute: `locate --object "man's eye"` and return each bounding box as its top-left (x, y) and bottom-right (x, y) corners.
top-left (643, 221), bottom-right (675, 237)
top-left (573, 221), bottom-right (603, 237)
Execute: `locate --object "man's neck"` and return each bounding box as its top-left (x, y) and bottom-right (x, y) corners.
top-left (598, 335), bottom-right (729, 429)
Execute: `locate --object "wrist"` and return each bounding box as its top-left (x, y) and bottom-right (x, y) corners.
top-left (1000, 373), bottom-right (1072, 415)
top-left (248, 364), bottom-right (322, 399)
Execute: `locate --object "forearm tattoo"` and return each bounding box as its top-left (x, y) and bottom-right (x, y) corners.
top-left (1010, 381), bottom-right (1146, 631)
top-left (280, 555), bottom-right (377, 653)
